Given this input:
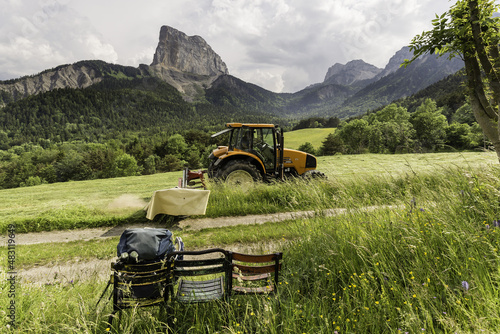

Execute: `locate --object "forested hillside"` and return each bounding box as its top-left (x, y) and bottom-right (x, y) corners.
top-left (0, 75), bottom-right (283, 149)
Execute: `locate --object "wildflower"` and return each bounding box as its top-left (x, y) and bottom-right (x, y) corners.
top-left (106, 328), bottom-right (110, 332)
top-left (461, 281), bottom-right (470, 291)
top-left (493, 220), bottom-right (500, 228)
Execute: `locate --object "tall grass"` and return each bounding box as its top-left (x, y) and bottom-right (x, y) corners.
top-left (2, 164), bottom-right (500, 332)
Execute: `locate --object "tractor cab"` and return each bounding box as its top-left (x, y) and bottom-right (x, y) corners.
top-left (230, 125), bottom-right (279, 174)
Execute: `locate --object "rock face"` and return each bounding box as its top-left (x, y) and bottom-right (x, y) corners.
top-left (0, 64), bottom-right (103, 102)
top-left (151, 25), bottom-right (228, 76)
top-left (148, 26), bottom-right (229, 99)
top-left (324, 59), bottom-right (382, 86)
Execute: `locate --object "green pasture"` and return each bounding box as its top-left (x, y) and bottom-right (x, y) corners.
top-left (283, 127), bottom-right (335, 150)
top-left (1, 151), bottom-right (500, 333)
top-left (0, 152), bottom-right (497, 233)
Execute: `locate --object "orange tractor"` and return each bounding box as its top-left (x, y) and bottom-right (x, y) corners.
top-left (207, 123), bottom-right (325, 184)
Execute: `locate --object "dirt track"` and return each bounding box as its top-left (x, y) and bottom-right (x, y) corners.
top-left (5, 209), bottom-right (344, 246)
top-left (10, 206), bottom-right (392, 285)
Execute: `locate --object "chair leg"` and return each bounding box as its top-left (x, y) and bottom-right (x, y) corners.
top-left (107, 311), bottom-right (116, 330)
top-left (158, 304), bottom-right (170, 333)
top-left (166, 303), bottom-right (174, 332)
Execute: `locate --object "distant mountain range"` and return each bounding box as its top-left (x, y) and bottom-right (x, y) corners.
top-left (0, 25), bottom-right (465, 130)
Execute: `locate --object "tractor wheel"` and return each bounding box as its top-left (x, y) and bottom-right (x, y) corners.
top-left (217, 160), bottom-right (262, 185)
top-left (301, 170), bottom-right (327, 180)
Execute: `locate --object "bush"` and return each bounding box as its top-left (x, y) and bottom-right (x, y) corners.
top-left (298, 142), bottom-right (316, 155)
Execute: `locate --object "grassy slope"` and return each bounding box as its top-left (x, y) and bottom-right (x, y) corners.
top-left (283, 127), bottom-right (336, 150)
top-left (0, 152), bottom-right (496, 232)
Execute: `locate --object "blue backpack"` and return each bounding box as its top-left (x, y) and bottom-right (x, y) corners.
top-left (117, 228), bottom-right (177, 262)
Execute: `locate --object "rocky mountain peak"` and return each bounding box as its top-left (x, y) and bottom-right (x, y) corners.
top-left (151, 25), bottom-right (228, 76)
top-left (376, 46), bottom-right (414, 78)
top-left (323, 59), bottom-right (382, 86)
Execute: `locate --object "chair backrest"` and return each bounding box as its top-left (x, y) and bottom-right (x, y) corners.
top-left (229, 251), bottom-right (283, 295)
top-left (111, 259), bottom-right (169, 311)
top-left (167, 248), bottom-right (231, 303)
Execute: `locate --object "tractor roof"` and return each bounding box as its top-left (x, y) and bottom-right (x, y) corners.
top-left (226, 123), bottom-right (276, 128)
top-left (211, 123), bottom-right (278, 138)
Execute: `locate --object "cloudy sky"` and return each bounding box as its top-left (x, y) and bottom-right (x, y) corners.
top-left (2, 0), bottom-right (457, 92)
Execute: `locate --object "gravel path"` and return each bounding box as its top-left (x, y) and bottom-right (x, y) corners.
top-left (9, 206), bottom-right (394, 284)
top-left (3, 209), bottom-right (349, 246)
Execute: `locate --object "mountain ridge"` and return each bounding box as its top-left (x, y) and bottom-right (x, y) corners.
top-left (0, 25), bottom-right (466, 120)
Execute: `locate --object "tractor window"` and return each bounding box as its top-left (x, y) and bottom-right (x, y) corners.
top-left (253, 128), bottom-right (275, 171)
top-left (238, 128), bottom-right (253, 149)
top-left (229, 128), bottom-right (240, 148)
top-left (262, 128), bottom-right (274, 147)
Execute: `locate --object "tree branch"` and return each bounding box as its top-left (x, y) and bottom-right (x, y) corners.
top-left (469, 0), bottom-right (500, 101)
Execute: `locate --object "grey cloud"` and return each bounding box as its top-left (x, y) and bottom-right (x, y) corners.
top-left (1, 0), bottom-right (461, 93)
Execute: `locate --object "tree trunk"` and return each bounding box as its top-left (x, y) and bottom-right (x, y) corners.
top-left (464, 53), bottom-right (500, 161)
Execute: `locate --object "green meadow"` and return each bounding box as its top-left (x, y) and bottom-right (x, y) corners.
top-left (1, 151), bottom-right (500, 333)
top-left (284, 127), bottom-right (335, 150)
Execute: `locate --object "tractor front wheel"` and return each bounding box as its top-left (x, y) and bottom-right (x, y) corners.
top-left (217, 160), bottom-right (262, 185)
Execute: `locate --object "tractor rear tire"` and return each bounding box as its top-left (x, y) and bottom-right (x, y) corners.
top-left (217, 160), bottom-right (262, 185)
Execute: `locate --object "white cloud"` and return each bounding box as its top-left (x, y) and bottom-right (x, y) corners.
top-left (82, 35), bottom-right (118, 63)
top-left (0, 0), bottom-right (118, 79)
top-left (235, 68), bottom-right (285, 93)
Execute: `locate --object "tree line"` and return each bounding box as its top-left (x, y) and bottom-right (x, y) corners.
top-left (0, 130), bottom-right (215, 189)
top-left (307, 99), bottom-right (485, 156)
